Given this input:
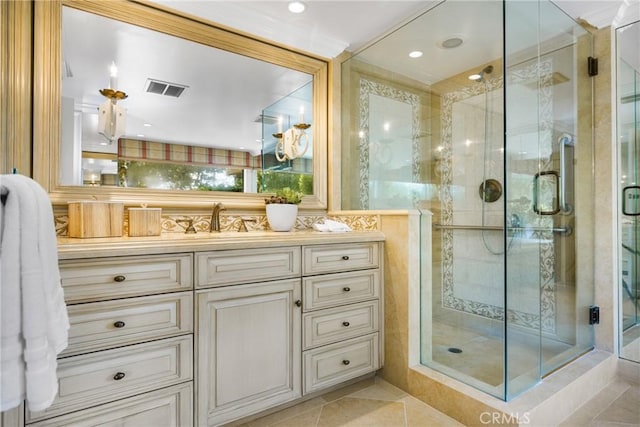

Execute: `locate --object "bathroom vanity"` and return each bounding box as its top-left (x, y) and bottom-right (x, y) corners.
top-left (21, 231), bottom-right (384, 426)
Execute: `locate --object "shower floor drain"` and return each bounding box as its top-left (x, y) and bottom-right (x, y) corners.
top-left (447, 347), bottom-right (463, 354)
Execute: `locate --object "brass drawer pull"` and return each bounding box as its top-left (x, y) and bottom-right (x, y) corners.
top-left (295, 299), bottom-right (302, 307)
top-left (342, 360), bottom-right (350, 366)
top-left (113, 321), bottom-right (126, 328)
top-left (342, 255), bottom-right (350, 260)
top-left (113, 372), bottom-right (126, 381)
top-left (342, 321), bottom-right (350, 327)
top-left (113, 275), bottom-right (126, 282)
top-left (343, 287), bottom-right (351, 292)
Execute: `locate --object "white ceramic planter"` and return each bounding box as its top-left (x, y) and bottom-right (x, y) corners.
top-left (266, 204), bottom-right (298, 231)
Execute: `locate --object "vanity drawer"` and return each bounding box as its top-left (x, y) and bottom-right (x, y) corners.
top-left (303, 333), bottom-right (379, 394)
top-left (303, 270), bottom-right (380, 311)
top-left (303, 243), bottom-right (379, 275)
top-left (59, 254), bottom-right (193, 303)
top-left (27, 382), bottom-right (193, 427)
top-left (195, 246), bottom-right (301, 288)
top-left (27, 335), bottom-right (193, 422)
top-left (62, 292), bottom-right (193, 357)
top-left (303, 301), bottom-right (378, 350)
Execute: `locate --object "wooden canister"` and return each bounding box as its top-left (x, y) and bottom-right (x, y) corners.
top-left (68, 201), bottom-right (124, 238)
top-left (128, 207), bottom-right (162, 237)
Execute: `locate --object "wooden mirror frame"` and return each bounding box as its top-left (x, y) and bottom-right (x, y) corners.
top-left (33, 0), bottom-right (328, 210)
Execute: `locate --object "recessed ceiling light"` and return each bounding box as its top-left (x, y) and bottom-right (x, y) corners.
top-left (143, 123), bottom-right (152, 127)
top-left (288, 1), bottom-right (306, 13)
top-left (409, 50), bottom-right (423, 58)
top-left (438, 36), bottom-right (464, 49)
top-left (468, 73), bottom-right (482, 81)
top-left (137, 134), bottom-right (145, 138)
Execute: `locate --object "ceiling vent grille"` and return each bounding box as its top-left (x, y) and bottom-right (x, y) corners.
top-left (145, 78), bottom-right (188, 97)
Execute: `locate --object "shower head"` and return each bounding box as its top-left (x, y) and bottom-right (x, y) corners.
top-left (469, 65), bottom-right (494, 82)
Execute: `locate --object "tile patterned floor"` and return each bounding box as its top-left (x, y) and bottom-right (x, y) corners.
top-left (560, 379), bottom-right (640, 427)
top-left (238, 377), bottom-right (464, 427)
top-left (235, 375), bottom-right (640, 427)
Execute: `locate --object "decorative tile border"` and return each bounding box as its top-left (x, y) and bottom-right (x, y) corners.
top-left (54, 212), bottom-right (379, 236)
top-left (439, 59), bottom-right (557, 334)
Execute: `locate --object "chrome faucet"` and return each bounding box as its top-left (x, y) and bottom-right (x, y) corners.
top-left (210, 202), bottom-right (225, 232)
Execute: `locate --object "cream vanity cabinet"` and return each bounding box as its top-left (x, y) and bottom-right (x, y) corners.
top-left (25, 253), bottom-right (194, 427)
top-left (195, 240), bottom-right (383, 426)
top-left (195, 247), bottom-right (302, 426)
top-left (7, 233), bottom-right (383, 427)
top-left (301, 243), bottom-right (382, 394)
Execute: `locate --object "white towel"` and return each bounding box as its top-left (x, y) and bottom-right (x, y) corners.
top-left (0, 175), bottom-right (69, 412)
top-left (312, 219), bottom-right (353, 233)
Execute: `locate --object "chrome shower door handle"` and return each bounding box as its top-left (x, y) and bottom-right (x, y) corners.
top-left (622, 186), bottom-right (640, 216)
top-left (533, 170), bottom-right (560, 215)
top-left (559, 134), bottom-right (575, 214)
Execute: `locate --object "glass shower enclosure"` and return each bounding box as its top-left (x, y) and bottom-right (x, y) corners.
top-left (341, 0), bottom-right (594, 400)
top-left (617, 20), bottom-right (640, 363)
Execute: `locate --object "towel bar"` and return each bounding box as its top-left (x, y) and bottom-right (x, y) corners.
top-left (432, 223), bottom-right (571, 234)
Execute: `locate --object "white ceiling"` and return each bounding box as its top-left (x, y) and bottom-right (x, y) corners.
top-left (152, 1), bottom-right (437, 58)
top-left (67, 0), bottom-right (639, 155)
top-left (156, 0), bottom-right (639, 58)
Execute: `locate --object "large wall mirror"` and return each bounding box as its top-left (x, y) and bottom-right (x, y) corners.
top-left (33, 0), bottom-right (328, 209)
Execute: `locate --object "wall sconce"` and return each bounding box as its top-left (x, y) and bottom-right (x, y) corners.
top-left (98, 62), bottom-right (127, 143)
top-left (273, 121), bottom-right (310, 162)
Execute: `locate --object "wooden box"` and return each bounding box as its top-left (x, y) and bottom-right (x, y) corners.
top-left (68, 201), bottom-right (123, 238)
top-left (128, 208), bottom-right (162, 237)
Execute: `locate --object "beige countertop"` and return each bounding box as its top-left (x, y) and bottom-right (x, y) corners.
top-left (57, 230), bottom-right (385, 259)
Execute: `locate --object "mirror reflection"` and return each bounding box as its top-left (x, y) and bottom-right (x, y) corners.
top-left (61, 5), bottom-right (313, 194)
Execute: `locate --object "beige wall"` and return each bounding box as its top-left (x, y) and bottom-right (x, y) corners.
top-left (593, 26), bottom-right (618, 353)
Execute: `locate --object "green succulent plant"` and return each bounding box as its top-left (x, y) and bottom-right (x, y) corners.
top-left (264, 187), bottom-right (303, 204)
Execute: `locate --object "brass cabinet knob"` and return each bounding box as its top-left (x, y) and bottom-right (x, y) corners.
top-left (114, 275), bottom-right (126, 282)
top-left (343, 287), bottom-right (351, 292)
top-left (342, 321), bottom-right (350, 327)
top-left (113, 372), bottom-right (126, 380)
top-left (113, 321), bottom-right (126, 328)
top-left (342, 360), bottom-right (350, 366)
top-left (342, 255), bottom-right (350, 260)
top-left (295, 299), bottom-right (302, 307)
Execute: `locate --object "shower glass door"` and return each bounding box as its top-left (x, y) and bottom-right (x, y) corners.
top-left (618, 20), bottom-right (640, 363)
top-left (504, 1), bottom-right (594, 398)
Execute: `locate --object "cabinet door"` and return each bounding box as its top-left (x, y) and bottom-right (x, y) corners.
top-left (196, 279), bottom-right (301, 426)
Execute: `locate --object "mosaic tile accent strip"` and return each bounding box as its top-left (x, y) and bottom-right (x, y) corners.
top-left (54, 212), bottom-right (379, 236)
top-left (439, 59), bottom-right (557, 334)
